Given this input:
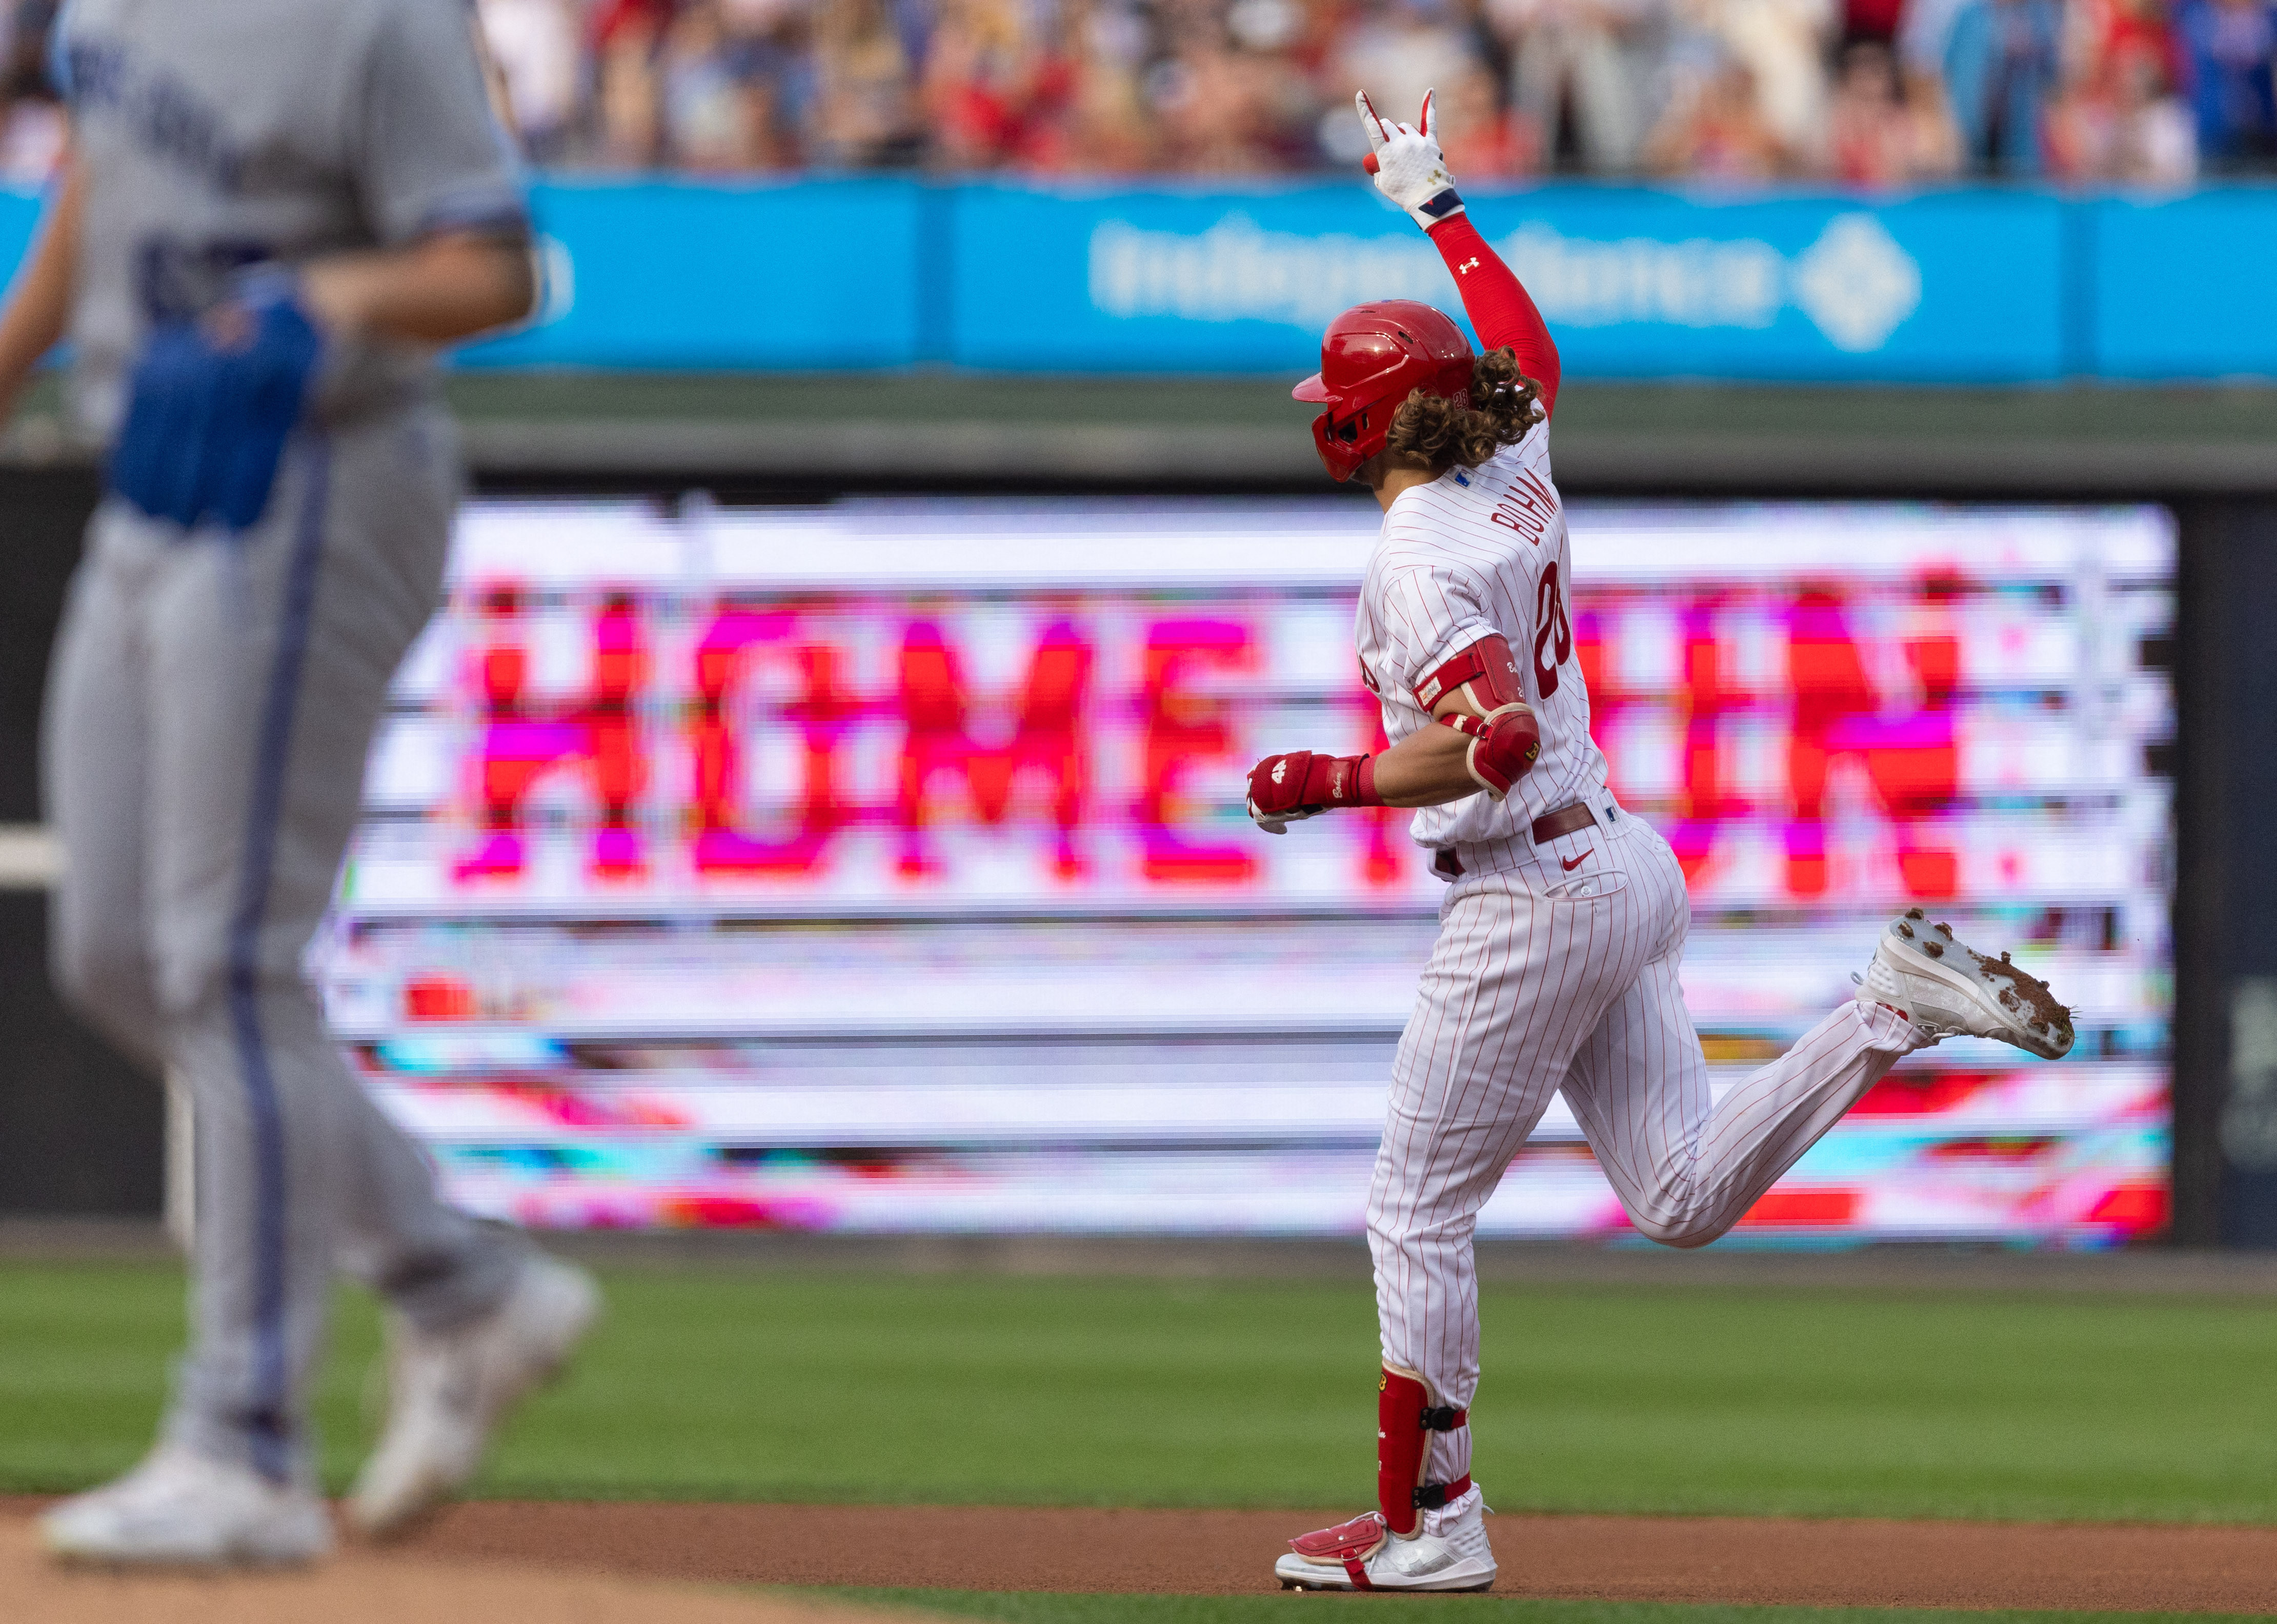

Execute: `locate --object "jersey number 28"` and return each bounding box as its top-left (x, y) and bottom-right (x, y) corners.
top-left (1534, 562), bottom-right (1573, 697)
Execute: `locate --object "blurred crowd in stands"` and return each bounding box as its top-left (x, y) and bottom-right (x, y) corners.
top-left (521, 0), bottom-right (2269, 184)
top-left (0, 0), bottom-right (2270, 186)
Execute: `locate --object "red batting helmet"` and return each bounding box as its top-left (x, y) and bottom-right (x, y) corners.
top-left (1294, 300), bottom-right (1474, 483)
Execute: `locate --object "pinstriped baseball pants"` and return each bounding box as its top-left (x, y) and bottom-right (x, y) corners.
top-left (1367, 809), bottom-right (1922, 1489)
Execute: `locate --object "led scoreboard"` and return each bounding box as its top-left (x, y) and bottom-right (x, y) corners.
top-left (320, 497), bottom-right (2175, 1244)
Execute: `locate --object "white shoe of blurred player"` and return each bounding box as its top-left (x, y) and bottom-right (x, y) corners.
top-left (40, 1444), bottom-right (332, 1567)
top-left (349, 1253), bottom-right (600, 1539)
top-left (1857, 908), bottom-right (2074, 1059)
top-left (1275, 1487), bottom-right (1497, 1591)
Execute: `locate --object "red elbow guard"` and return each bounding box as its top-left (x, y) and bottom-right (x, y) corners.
top-left (1439, 705), bottom-right (1540, 798)
top-left (1414, 635), bottom-right (1522, 714)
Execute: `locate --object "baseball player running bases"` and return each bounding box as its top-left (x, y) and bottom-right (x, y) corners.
top-left (0, 0), bottom-right (598, 1566)
top-left (1252, 92), bottom-right (2075, 1593)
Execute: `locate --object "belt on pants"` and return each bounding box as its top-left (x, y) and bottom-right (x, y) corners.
top-left (1432, 801), bottom-right (1600, 881)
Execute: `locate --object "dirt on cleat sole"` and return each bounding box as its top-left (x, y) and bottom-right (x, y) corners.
top-left (1901, 908), bottom-right (2075, 1055)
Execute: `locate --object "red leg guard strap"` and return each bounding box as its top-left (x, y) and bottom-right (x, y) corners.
top-left (1378, 1367), bottom-right (1469, 1535)
top-left (1415, 1472), bottom-right (1473, 1512)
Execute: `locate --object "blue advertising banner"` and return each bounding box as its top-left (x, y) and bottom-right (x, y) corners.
top-left (458, 177), bottom-right (925, 370)
top-left (0, 188), bottom-right (38, 285)
top-left (3, 176), bottom-right (2275, 382)
top-left (950, 183), bottom-right (2069, 382)
top-left (2089, 188), bottom-right (2277, 380)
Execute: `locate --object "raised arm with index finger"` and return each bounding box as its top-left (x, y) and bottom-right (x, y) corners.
top-left (1358, 89), bottom-right (1562, 418)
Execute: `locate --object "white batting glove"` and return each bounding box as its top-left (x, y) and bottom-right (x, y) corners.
top-left (1357, 90), bottom-right (1466, 231)
top-left (1246, 797), bottom-right (1326, 835)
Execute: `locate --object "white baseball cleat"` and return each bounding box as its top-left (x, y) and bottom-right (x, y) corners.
top-left (1858, 909), bottom-right (2074, 1059)
top-left (1276, 1487), bottom-right (1497, 1591)
top-left (40, 1444), bottom-right (333, 1567)
top-left (349, 1252), bottom-right (600, 1539)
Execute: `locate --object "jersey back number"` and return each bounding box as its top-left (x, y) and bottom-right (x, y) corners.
top-left (1534, 562), bottom-right (1573, 697)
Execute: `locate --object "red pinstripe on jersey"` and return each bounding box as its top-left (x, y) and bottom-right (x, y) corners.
top-left (1353, 431), bottom-right (1926, 1502)
top-left (1357, 433), bottom-right (1602, 853)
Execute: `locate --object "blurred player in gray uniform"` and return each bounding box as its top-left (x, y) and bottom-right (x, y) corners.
top-left (0, 0), bottom-right (599, 1566)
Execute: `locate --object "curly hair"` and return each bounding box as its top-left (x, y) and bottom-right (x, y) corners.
top-left (1382, 347), bottom-right (1543, 471)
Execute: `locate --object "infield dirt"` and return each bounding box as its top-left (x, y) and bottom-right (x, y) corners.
top-left (15, 1499), bottom-right (2277, 1613)
top-left (396, 1501), bottom-right (2277, 1611)
top-left (0, 1515), bottom-right (913, 1624)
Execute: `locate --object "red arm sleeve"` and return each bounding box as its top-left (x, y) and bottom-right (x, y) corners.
top-left (1426, 214), bottom-right (1561, 420)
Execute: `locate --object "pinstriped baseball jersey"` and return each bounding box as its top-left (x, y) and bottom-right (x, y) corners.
top-left (1355, 424), bottom-right (1609, 849)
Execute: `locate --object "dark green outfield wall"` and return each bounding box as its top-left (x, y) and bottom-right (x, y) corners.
top-left (0, 466), bottom-right (159, 1217)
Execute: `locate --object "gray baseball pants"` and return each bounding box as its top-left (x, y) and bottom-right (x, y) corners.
top-left (43, 406), bottom-right (517, 1485)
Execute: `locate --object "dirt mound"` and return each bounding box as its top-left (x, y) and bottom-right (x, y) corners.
top-left (1, 1517), bottom-right (926, 1624)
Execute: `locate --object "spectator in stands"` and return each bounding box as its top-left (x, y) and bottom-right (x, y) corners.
top-left (662, 0), bottom-right (767, 168)
top-left (727, 0), bottom-right (824, 166)
top-left (1824, 36), bottom-right (1963, 179)
top-left (1221, 0), bottom-right (1329, 169)
top-left (1897, 0), bottom-right (1970, 88)
top-left (1142, 0), bottom-right (1320, 171)
top-left (592, 0), bottom-right (672, 167)
top-left (2113, 48), bottom-right (2203, 172)
top-left (1036, 0), bottom-right (1160, 171)
top-left (1643, 55), bottom-right (1795, 171)
top-left (1943, 0), bottom-right (2064, 168)
top-left (1488, 0), bottom-right (1663, 171)
top-left (0, 0), bottom-right (2261, 182)
top-left (2175, 0), bottom-right (2277, 164)
top-left (922, 0), bottom-right (1075, 168)
top-left (0, 88), bottom-right (56, 184)
top-left (1901, 58), bottom-right (1971, 164)
top-left (1, 0), bottom-right (50, 84)
top-left (1289, 0), bottom-right (1387, 165)
top-left (2066, 0), bottom-right (2183, 79)
top-left (1436, 55), bottom-right (1545, 172)
top-left (2045, 0), bottom-right (2199, 176)
top-left (479, 0), bottom-right (584, 163)
top-left (0, 0), bottom-right (59, 186)
top-left (2045, 44), bottom-right (2199, 172)
top-left (813, 0), bottom-right (929, 166)
top-left (1696, 0), bottom-right (1841, 159)
top-left (1848, 0), bottom-right (1908, 44)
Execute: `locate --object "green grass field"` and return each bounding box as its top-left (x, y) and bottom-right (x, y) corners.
top-left (7, 1258), bottom-right (2277, 1525)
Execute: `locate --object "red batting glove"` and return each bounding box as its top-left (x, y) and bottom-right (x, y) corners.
top-left (1247, 751), bottom-right (1380, 834)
